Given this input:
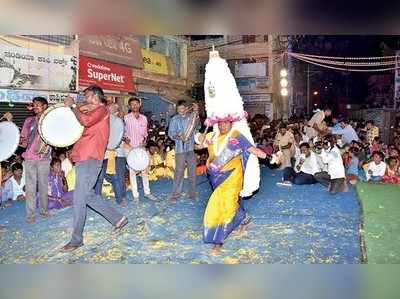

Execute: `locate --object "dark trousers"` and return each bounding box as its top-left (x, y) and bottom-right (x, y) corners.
top-left (71, 160), bottom-right (123, 245)
top-left (282, 167), bottom-right (317, 185)
top-left (171, 151), bottom-right (197, 198)
top-left (94, 157), bottom-right (126, 204)
top-left (314, 171), bottom-right (345, 194)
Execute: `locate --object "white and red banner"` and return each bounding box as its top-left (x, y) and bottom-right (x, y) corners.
top-left (79, 56), bottom-right (134, 92)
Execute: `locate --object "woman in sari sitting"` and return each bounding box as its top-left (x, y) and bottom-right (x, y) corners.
top-left (197, 120), bottom-right (266, 255)
top-left (46, 158), bottom-right (73, 209)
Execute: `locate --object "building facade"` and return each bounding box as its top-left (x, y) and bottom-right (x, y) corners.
top-left (188, 35), bottom-right (279, 120)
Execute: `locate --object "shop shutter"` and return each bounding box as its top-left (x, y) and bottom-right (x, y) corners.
top-left (0, 102), bottom-right (33, 129)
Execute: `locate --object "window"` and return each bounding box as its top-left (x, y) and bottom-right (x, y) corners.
top-left (242, 35), bottom-right (256, 44)
top-left (22, 35), bottom-right (75, 45)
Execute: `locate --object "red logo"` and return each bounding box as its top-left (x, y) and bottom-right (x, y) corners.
top-left (79, 56), bottom-right (135, 92)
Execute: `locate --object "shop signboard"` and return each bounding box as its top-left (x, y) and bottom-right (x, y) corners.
top-left (0, 38), bottom-right (77, 91)
top-left (235, 62), bottom-right (266, 78)
top-left (79, 56), bottom-right (135, 92)
top-left (79, 35), bottom-right (143, 68)
top-left (0, 88), bottom-right (76, 103)
top-left (141, 49), bottom-right (170, 75)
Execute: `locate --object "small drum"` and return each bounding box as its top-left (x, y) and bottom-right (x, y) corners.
top-left (107, 114), bottom-right (124, 150)
top-left (127, 148), bottom-right (150, 171)
top-left (0, 121), bottom-right (20, 162)
top-left (39, 103), bottom-right (84, 147)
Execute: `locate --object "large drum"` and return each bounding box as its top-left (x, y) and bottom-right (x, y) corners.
top-left (107, 114), bottom-right (124, 150)
top-left (126, 148), bottom-right (150, 171)
top-left (39, 103), bottom-right (84, 147)
top-left (0, 121), bottom-right (20, 162)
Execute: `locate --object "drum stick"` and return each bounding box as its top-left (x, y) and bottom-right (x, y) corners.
top-left (200, 125), bottom-right (210, 147)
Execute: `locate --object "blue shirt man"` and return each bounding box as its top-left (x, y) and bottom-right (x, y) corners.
top-left (330, 122), bottom-right (359, 145)
top-left (167, 100), bottom-right (200, 202)
top-left (168, 113), bottom-right (198, 153)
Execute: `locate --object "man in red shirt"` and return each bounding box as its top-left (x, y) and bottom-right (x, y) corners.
top-left (60, 85), bottom-right (128, 253)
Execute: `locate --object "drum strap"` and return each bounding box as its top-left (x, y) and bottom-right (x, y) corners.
top-left (28, 119), bottom-right (51, 158)
top-left (106, 150), bottom-right (117, 175)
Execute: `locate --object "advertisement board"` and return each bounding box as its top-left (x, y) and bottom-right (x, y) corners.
top-left (79, 35), bottom-right (143, 68)
top-left (0, 40), bottom-right (77, 91)
top-left (79, 56), bottom-right (134, 92)
top-left (235, 62), bottom-right (266, 78)
top-left (141, 49), bottom-right (170, 75)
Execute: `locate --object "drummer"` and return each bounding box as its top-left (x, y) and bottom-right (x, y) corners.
top-left (61, 85), bottom-right (128, 252)
top-left (123, 97), bottom-right (157, 202)
top-left (20, 97), bottom-right (52, 224)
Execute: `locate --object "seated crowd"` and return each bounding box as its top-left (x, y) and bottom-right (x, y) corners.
top-left (249, 111), bottom-right (400, 194)
top-left (1, 107), bottom-right (399, 209)
top-left (0, 116), bottom-right (208, 209)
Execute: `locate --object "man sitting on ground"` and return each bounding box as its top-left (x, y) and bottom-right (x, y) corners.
top-left (314, 135), bottom-right (347, 194)
top-left (277, 142), bottom-right (320, 186)
top-left (329, 118), bottom-right (359, 146)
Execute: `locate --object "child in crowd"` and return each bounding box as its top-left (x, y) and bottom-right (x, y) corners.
top-left (45, 158), bottom-right (73, 209)
top-left (1, 163), bottom-right (25, 207)
top-left (382, 157), bottom-right (400, 184)
top-left (343, 148), bottom-right (359, 185)
top-left (362, 151), bottom-right (387, 183)
top-left (195, 151), bottom-right (207, 176)
top-left (351, 140), bottom-right (368, 168)
top-left (148, 141), bottom-right (167, 181)
top-left (59, 150), bottom-right (73, 177)
top-left (156, 138), bottom-right (167, 161)
top-left (370, 137), bottom-right (381, 155)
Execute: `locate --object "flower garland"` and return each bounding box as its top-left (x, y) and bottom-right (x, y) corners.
top-left (204, 111), bottom-right (248, 127)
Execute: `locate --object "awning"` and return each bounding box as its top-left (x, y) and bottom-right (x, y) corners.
top-left (138, 92), bottom-right (175, 122)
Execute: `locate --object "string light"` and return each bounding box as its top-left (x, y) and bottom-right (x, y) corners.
top-left (289, 53), bottom-right (400, 72)
top-left (291, 52), bottom-right (397, 60)
top-left (280, 69), bottom-right (288, 77)
top-left (290, 53), bottom-right (397, 67)
top-left (280, 78), bottom-right (288, 88)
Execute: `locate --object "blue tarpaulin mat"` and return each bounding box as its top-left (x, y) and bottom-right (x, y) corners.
top-left (0, 168), bottom-right (362, 263)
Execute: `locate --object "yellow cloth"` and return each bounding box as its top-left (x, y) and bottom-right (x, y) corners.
top-left (102, 182), bottom-right (115, 197)
top-left (66, 167), bottom-right (76, 191)
top-left (105, 150), bottom-right (116, 175)
top-left (204, 131), bottom-right (243, 228)
top-left (367, 126), bottom-right (379, 145)
top-left (165, 149), bottom-right (188, 179)
top-left (149, 153), bottom-right (167, 181)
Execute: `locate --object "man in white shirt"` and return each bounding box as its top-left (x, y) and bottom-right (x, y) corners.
top-left (278, 142), bottom-right (320, 186)
top-left (305, 108), bottom-right (332, 140)
top-left (314, 141), bottom-right (328, 173)
top-left (314, 136), bottom-right (347, 194)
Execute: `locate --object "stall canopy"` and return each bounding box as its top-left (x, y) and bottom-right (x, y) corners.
top-left (138, 92), bottom-right (175, 122)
